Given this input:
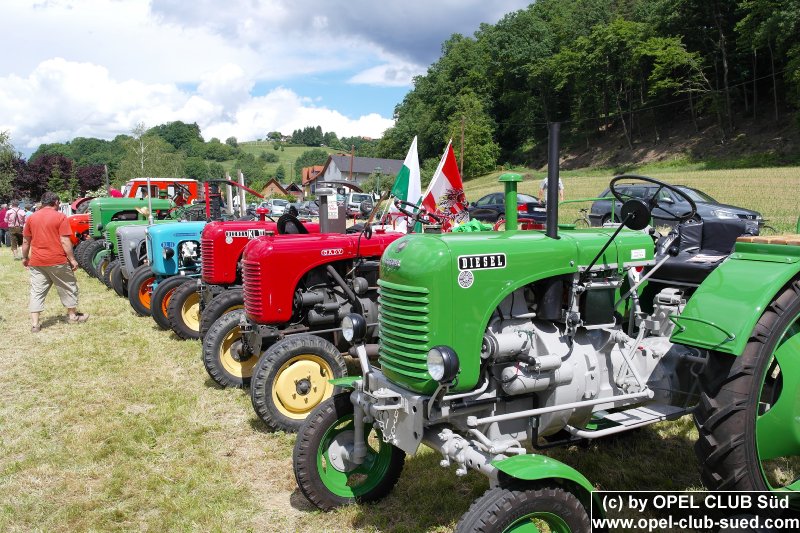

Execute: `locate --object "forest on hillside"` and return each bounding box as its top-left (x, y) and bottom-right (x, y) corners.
top-left (377, 0), bottom-right (800, 177)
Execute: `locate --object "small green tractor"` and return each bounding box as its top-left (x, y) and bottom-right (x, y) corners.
top-left (291, 125), bottom-right (799, 531)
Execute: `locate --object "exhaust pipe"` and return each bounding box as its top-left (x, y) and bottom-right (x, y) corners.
top-left (545, 122), bottom-right (560, 239)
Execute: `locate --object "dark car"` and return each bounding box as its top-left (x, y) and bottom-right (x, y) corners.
top-left (589, 183), bottom-right (763, 232)
top-left (468, 192), bottom-right (547, 223)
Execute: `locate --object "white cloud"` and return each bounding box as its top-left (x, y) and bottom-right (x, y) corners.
top-left (0, 58), bottom-right (394, 151)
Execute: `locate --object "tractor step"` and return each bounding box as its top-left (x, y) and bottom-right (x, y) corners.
top-left (599, 404), bottom-right (688, 428)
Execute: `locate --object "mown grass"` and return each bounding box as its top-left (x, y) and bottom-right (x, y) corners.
top-left (464, 166), bottom-right (800, 233)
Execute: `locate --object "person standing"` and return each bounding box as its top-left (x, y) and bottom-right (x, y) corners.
top-left (538, 176), bottom-right (565, 203)
top-left (5, 199), bottom-right (26, 259)
top-left (0, 203), bottom-right (8, 248)
top-left (21, 191), bottom-right (89, 333)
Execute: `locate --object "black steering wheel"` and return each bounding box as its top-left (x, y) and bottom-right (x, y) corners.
top-left (277, 213), bottom-right (308, 234)
top-left (609, 174), bottom-right (697, 223)
top-left (393, 199), bottom-right (445, 225)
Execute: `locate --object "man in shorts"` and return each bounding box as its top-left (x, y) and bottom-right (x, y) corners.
top-left (5, 199), bottom-right (26, 259)
top-left (22, 191), bottom-right (89, 333)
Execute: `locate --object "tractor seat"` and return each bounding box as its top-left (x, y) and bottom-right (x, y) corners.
top-left (277, 214), bottom-right (309, 234)
top-left (649, 218), bottom-right (749, 286)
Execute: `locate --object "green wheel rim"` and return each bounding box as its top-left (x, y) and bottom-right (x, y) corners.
top-left (504, 512), bottom-right (572, 533)
top-left (316, 414), bottom-right (394, 498)
top-left (755, 315), bottom-right (800, 492)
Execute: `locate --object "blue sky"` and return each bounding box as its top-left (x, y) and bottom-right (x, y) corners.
top-left (0, 0), bottom-right (531, 154)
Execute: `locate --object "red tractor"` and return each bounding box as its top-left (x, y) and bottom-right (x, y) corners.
top-left (186, 212), bottom-right (322, 341)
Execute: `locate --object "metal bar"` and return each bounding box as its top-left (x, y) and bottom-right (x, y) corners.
top-left (468, 390), bottom-right (652, 427)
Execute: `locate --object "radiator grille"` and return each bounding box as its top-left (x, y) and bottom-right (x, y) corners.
top-left (242, 259), bottom-right (262, 312)
top-left (377, 279), bottom-right (431, 384)
top-left (201, 236), bottom-right (215, 281)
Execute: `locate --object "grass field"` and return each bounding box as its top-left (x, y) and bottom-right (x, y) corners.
top-left (0, 164), bottom-right (797, 532)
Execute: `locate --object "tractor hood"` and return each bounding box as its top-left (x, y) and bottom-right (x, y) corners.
top-left (377, 228), bottom-right (655, 394)
top-left (146, 221), bottom-right (206, 276)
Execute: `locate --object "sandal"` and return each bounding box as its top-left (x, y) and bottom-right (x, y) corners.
top-left (31, 324), bottom-right (41, 333)
top-left (68, 313), bottom-right (89, 324)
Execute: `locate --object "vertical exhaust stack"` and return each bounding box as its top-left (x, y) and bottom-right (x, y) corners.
top-left (546, 122), bottom-right (560, 239)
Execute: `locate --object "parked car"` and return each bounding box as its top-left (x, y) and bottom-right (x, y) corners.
top-left (588, 182), bottom-right (763, 232)
top-left (297, 201), bottom-right (319, 217)
top-left (258, 198), bottom-right (289, 216)
top-left (467, 192), bottom-right (547, 223)
top-left (345, 192), bottom-right (374, 218)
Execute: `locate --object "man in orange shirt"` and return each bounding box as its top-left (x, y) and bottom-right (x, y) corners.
top-left (22, 191), bottom-right (89, 333)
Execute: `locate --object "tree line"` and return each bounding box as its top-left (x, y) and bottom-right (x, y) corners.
top-left (376, 0), bottom-right (800, 177)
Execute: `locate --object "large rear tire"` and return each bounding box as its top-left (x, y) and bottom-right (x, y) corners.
top-left (128, 264), bottom-right (155, 316)
top-left (293, 393), bottom-right (405, 510)
top-left (694, 280), bottom-right (800, 494)
top-left (166, 279), bottom-right (202, 340)
top-left (199, 288), bottom-right (244, 340)
top-left (150, 276), bottom-right (187, 330)
top-left (110, 261), bottom-right (127, 297)
top-left (250, 335), bottom-right (347, 433)
top-left (202, 309), bottom-right (259, 388)
top-left (455, 484), bottom-right (590, 533)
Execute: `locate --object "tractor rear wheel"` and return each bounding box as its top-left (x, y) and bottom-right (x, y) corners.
top-left (199, 288), bottom-right (244, 340)
top-left (81, 240), bottom-right (105, 277)
top-left (110, 261), bottom-right (127, 297)
top-left (202, 309), bottom-right (261, 388)
top-left (166, 280), bottom-right (202, 340)
top-left (455, 484), bottom-right (590, 533)
top-left (150, 276), bottom-right (187, 330)
top-left (694, 280), bottom-right (800, 494)
top-left (128, 264), bottom-right (155, 316)
top-left (293, 392), bottom-right (405, 510)
top-left (250, 335), bottom-right (347, 433)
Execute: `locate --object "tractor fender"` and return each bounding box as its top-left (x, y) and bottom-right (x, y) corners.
top-left (492, 454), bottom-right (598, 511)
top-left (670, 249), bottom-right (800, 355)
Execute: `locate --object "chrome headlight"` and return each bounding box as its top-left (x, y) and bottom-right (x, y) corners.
top-left (341, 313), bottom-right (367, 343)
top-left (427, 346), bottom-right (460, 383)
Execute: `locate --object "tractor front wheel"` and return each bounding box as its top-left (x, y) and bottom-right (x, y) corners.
top-left (81, 240), bottom-right (105, 277)
top-left (455, 484), bottom-right (590, 533)
top-left (250, 335), bottom-right (347, 433)
top-left (150, 276), bottom-right (187, 330)
top-left (202, 309), bottom-right (259, 388)
top-left (110, 262), bottom-right (127, 298)
top-left (694, 280), bottom-right (800, 494)
top-left (128, 264), bottom-right (155, 316)
top-left (199, 288), bottom-right (244, 340)
top-left (293, 392), bottom-right (405, 510)
top-left (100, 258), bottom-right (117, 288)
top-left (166, 280), bottom-right (202, 340)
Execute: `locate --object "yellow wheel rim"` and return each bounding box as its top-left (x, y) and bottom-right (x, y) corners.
top-left (271, 354), bottom-right (335, 420)
top-left (218, 328), bottom-right (257, 378)
top-left (180, 291), bottom-right (201, 332)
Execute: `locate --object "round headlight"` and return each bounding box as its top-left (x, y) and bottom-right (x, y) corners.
top-left (162, 247), bottom-right (175, 260)
top-left (341, 313), bottom-right (366, 343)
top-left (427, 346), bottom-right (460, 383)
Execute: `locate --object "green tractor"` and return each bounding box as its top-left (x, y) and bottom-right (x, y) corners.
top-left (291, 125), bottom-right (799, 531)
top-left (78, 196), bottom-right (174, 275)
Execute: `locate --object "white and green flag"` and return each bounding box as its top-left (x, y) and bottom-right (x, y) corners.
top-left (388, 136), bottom-right (422, 232)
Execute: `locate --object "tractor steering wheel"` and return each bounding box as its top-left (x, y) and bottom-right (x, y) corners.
top-left (609, 174), bottom-right (697, 223)
top-left (393, 199), bottom-right (445, 225)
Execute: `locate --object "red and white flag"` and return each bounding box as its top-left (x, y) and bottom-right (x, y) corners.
top-left (421, 140), bottom-right (469, 226)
